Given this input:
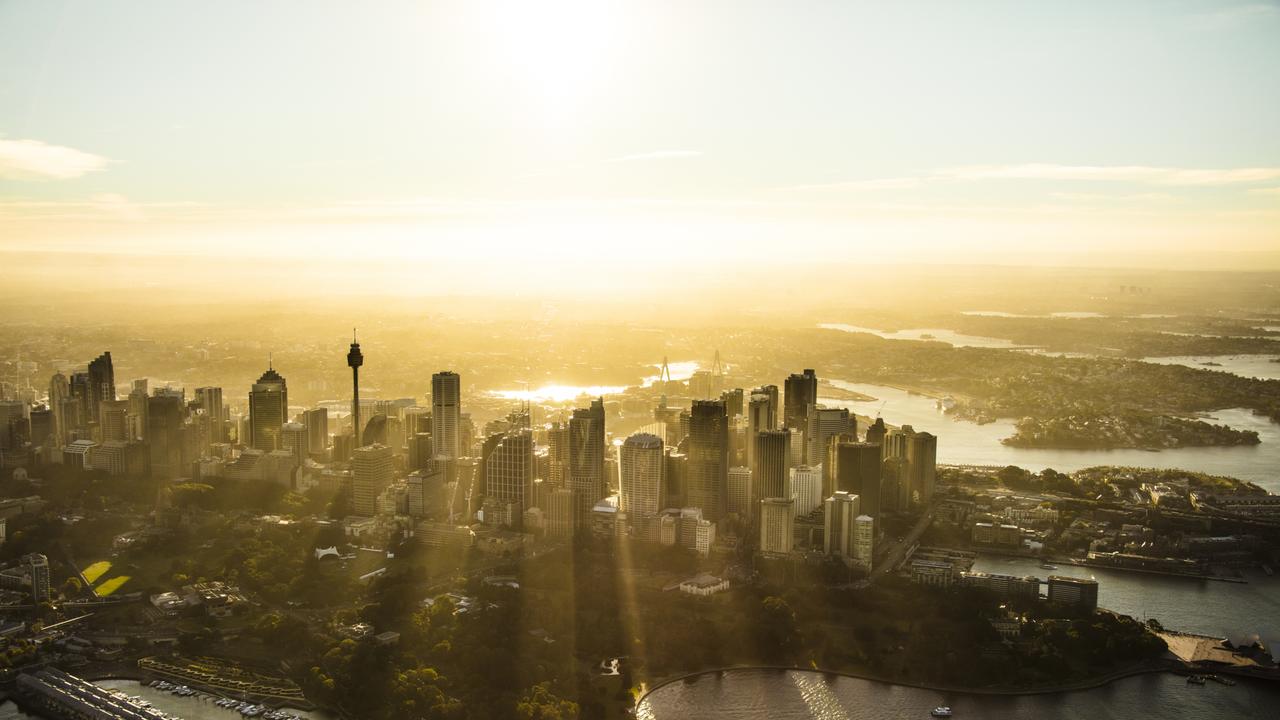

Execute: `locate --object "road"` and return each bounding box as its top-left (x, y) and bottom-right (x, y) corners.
top-left (869, 509), bottom-right (933, 582)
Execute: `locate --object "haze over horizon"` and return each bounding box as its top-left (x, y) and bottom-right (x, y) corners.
top-left (3, 0), bottom-right (1279, 292)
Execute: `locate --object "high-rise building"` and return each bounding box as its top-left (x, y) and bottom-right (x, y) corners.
top-left (745, 391), bottom-right (775, 470)
top-left (783, 369), bottom-right (817, 431)
top-left (545, 422), bottom-right (569, 488)
top-left (831, 441), bottom-right (882, 518)
top-left (853, 514), bottom-right (875, 568)
top-left (823, 491), bottom-right (861, 559)
top-left (485, 428), bottom-right (534, 526)
top-left (146, 394), bottom-right (185, 480)
top-left (408, 433), bottom-right (434, 472)
top-left (304, 408), bottom-right (329, 456)
top-left (727, 466), bottom-right (752, 518)
top-left (548, 487), bottom-right (575, 537)
top-left (431, 372), bottom-right (462, 460)
top-left (687, 400), bottom-right (729, 522)
top-left (192, 387), bottom-right (224, 444)
top-left (248, 366), bottom-right (288, 452)
top-left (568, 398), bottom-right (606, 527)
top-left (791, 465), bottom-right (823, 516)
top-left (806, 406), bottom-right (854, 467)
top-left (881, 456), bottom-right (909, 512)
top-left (347, 332), bottom-right (364, 447)
top-left (25, 553), bottom-right (50, 603)
top-left (619, 432), bottom-right (664, 520)
top-left (664, 449), bottom-right (687, 508)
top-left (280, 422), bottom-right (308, 466)
top-left (906, 431), bottom-right (938, 507)
top-left (86, 352), bottom-right (116, 421)
top-left (865, 417), bottom-right (887, 446)
top-left (48, 372), bottom-right (68, 449)
top-left (752, 429), bottom-right (792, 501)
top-left (98, 399), bottom-right (129, 443)
top-left (720, 388), bottom-right (744, 418)
top-left (759, 498), bottom-right (794, 555)
top-left (1047, 575), bottom-right (1099, 612)
top-left (352, 443), bottom-right (393, 516)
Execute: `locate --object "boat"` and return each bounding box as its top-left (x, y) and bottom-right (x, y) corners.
top-left (1039, 563), bottom-right (1058, 570)
top-left (1206, 674), bottom-right (1236, 686)
top-left (931, 707), bottom-right (953, 717)
top-left (1187, 675), bottom-right (1206, 685)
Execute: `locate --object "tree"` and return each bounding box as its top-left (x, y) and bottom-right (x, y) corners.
top-left (515, 682), bottom-right (578, 720)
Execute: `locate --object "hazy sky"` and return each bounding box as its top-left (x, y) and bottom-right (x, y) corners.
top-left (2, 0), bottom-right (1279, 280)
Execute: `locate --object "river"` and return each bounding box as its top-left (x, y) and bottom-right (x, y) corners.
top-left (636, 667), bottom-right (1280, 720)
top-left (821, 380), bottom-right (1280, 494)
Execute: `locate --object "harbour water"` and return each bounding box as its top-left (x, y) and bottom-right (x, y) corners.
top-left (1140, 354), bottom-right (1280, 382)
top-left (636, 667), bottom-right (1280, 719)
top-left (0, 680), bottom-right (331, 720)
top-left (817, 324), bottom-right (1035, 349)
top-left (822, 380), bottom-right (1280, 493)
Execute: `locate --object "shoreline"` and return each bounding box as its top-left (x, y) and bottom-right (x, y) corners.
top-left (635, 660), bottom-right (1176, 711)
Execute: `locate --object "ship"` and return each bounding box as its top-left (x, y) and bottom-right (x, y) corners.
top-left (931, 707), bottom-right (954, 717)
top-left (1039, 563), bottom-right (1058, 570)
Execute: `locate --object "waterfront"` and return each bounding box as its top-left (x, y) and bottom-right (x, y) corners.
top-left (970, 555), bottom-right (1280, 644)
top-left (1140, 354), bottom-right (1280, 382)
top-left (818, 323), bottom-right (1036, 349)
top-left (822, 380), bottom-right (1280, 493)
top-left (636, 668), bottom-right (1280, 719)
top-left (0, 680), bottom-right (332, 720)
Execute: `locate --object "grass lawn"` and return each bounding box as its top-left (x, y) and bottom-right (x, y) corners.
top-left (82, 560), bottom-right (112, 584)
top-left (96, 575), bottom-right (131, 596)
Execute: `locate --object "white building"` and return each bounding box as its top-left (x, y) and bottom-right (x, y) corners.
top-left (823, 491), bottom-right (860, 558)
top-left (620, 432), bottom-right (664, 519)
top-left (759, 498), bottom-right (794, 556)
top-left (727, 466), bottom-right (752, 518)
top-left (853, 514), bottom-right (874, 568)
top-left (791, 465), bottom-right (823, 516)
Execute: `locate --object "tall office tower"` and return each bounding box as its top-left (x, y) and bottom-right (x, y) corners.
top-left (280, 422), bottom-right (309, 466)
top-left (304, 408), bottom-right (329, 455)
top-left (86, 351), bottom-right (116, 419)
top-left (727, 466), bottom-right (752, 518)
top-left (906, 431), bottom-right (938, 507)
top-left (806, 406), bottom-right (854, 467)
top-left (729, 415), bottom-right (748, 467)
top-left (720, 388), bottom-right (744, 418)
top-left (746, 391), bottom-right (775, 470)
top-left (352, 443), bottom-right (393, 516)
top-left (688, 370), bottom-right (714, 400)
top-left (146, 393), bottom-right (185, 480)
top-left (430, 371), bottom-right (462, 461)
top-left (401, 406), bottom-right (431, 447)
top-left (883, 424), bottom-right (912, 460)
top-left (881, 456), bottom-right (909, 512)
top-left (24, 553), bottom-right (50, 603)
top-left (831, 441), bottom-right (883, 518)
top-left (68, 372), bottom-right (92, 434)
top-left (248, 365), bottom-right (288, 452)
top-left (753, 429), bottom-right (792, 501)
top-left (48, 372), bottom-right (68, 448)
top-left (619, 432), bottom-right (664, 519)
top-left (853, 515), bottom-right (875, 568)
top-left (759, 498), bottom-right (795, 555)
top-left (664, 449), bottom-right (687, 508)
top-left (823, 491), bottom-right (861, 558)
top-left (865, 417), bottom-right (887, 446)
top-left (485, 429), bottom-right (534, 526)
top-left (791, 465), bottom-right (823, 516)
top-left (568, 398), bottom-right (606, 527)
top-left (345, 331), bottom-right (364, 446)
top-left (127, 380), bottom-right (148, 441)
top-left (548, 487), bottom-right (575, 537)
top-left (783, 369), bottom-right (818, 431)
top-left (546, 422), bottom-right (569, 488)
top-left (687, 400), bottom-right (729, 522)
top-left (408, 433), bottom-right (434, 472)
top-left (195, 387), bottom-right (226, 443)
top-left (98, 400), bottom-right (129, 442)
top-left (29, 407), bottom-right (52, 447)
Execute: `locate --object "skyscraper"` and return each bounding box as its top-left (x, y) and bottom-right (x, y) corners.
top-left (823, 491), bottom-right (861, 559)
top-left (853, 514), bottom-right (875, 568)
top-left (48, 372), bottom-right (68, 448)
top-left (248, 365), bottom-right (288, 452)
top-left (352, 443), bottom-right (393, 516)
top-left (783, 369), bottom-right (817, 431)
top-left (687, 400), bottom-right (729, 522)
top-left (865, 417), bottom-right (887, 446)
top-left (568, 398), bottom-right (606, 527)
top-left (431, 371), bottom-right (462, 460)
top-left (759, 498), bottom-right (795, 555)
top-left (806, 405), bottom-right (854, 467)
top-left (347, 331), bottom-right (364, 447)
top-left (86, 351), bottom-right (116, 420)
top-left (619, 432), bottom-right (664, 519)
top-left (746, 390), bottom-right (775, 470)
top-left (304, 407), bottom-right (329, 455)
top-left (484, 428), bottom-right (534, 526)
top-left (906, 431), bottom-right (938, 507)
top-left (791, 464), bottom-right (823, 516)
top-left (831, 440), bottom-right (882, 518)
top-left (195, 387), bottom-right (225, 443)
top-left (752, 429), bottom-right (792, 501)
top-left (727, 466), bottom-right (752, 518)
top-left (146, 393), bottom-right (185, 480)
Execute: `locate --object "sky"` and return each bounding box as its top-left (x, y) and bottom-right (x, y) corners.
top-left (2, 0), bottom-right (1279, 286)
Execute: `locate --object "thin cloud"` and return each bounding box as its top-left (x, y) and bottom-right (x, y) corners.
top-left (1248, 187), bottom-right (1280, 196)
top-left (605, 150), bottom-right (703, 163)
top-left (937, 164), bottom-right (1280, 186)
top-left (783, 177), bottom-right (924, 192)
top-left (0, 135), bottom-right (109, 180)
